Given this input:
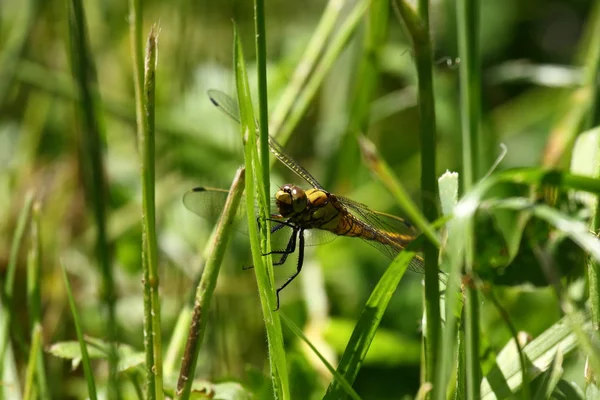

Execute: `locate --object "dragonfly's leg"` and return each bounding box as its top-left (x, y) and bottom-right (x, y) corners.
top-left (243, 228), bottom-right (297, 271)
top-left (270, 229), bottom-right (297, 265)
top-left (274, 229), bottom-right (305, 311)
top-left (270, 223), bottom-right (286, 235)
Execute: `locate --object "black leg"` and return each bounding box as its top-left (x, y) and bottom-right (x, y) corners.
top-left (271, 229), bottom-right (297, 266)
top-left (243, 227), bottom-right (297, 270)
top-left (275, 229), bottom-right (305, 310)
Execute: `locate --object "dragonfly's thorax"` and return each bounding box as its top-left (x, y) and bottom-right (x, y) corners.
top-left (275, 185), bottom-right (345, 230)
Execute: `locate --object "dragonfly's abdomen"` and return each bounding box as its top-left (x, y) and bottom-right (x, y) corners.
top-left (334, 213), bottom-right (413, 249)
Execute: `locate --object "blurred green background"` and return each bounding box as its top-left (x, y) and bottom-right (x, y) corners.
top-left (0, 0), bottom-right (595, 398)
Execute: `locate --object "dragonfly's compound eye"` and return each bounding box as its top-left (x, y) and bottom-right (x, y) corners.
top-left (285, 186), bottom-right (306, 213)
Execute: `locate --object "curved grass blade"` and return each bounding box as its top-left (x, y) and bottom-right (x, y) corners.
top-left (323, 241), bottom-right (422, 399)
top-left (280, 313), bottom-right (362, 400)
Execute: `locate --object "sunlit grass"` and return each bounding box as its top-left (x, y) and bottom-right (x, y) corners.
top-left (2, 1), bottom-right (600, 399)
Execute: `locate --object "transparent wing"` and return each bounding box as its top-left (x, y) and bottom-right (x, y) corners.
top-left (208, 89), bottom-right (241, 124)
top-left (183, 187), bottom-right (337, 246)
top-left (183, 187), bottom-right (277, 234)
top-left (337, 196), bottom-right (424, 273)
top-left (208, 89), bottom-right (324, 190)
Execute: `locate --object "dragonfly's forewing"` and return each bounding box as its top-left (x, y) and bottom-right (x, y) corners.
top-left (207, 90), bottom-right (324, 190)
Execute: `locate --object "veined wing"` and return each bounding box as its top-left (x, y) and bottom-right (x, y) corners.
top-left (337, 195), bottom-right (424, 273)
top-left (207, 89), bottom-right (324, 190)
top-left (183, 186), bottom-right (337, 247)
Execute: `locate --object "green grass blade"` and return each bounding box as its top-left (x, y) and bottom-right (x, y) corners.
top-left (139, 26), bottom-right (164, 400)
top-left (26, 202), bottom-right (49, 400)
top-left (456, 3), bottom-right (483, 396)
top-left (22, 324), bottom-right (42, 400)
top-left (269, 0), bottom-right (341, 136)
top-left (254, 0), bottom-right (271, 215)
top-left (393, 0), bottom-right (441, 392)
top-left (233, 22), bottom-right (290, 400)
top-left (163, 305), bottom-right (192, 379)
top-left (61, 262), bottom-right (98, 400)
top-left (0, 191), bottom-right (33, 388)
top-left (66, 0), bottom-right (119, 395)
top-left (0, 0), bottom-right (39, 107)
top-left (176, 168), bottom-right (246, 400)
top-left (323, 248), bottom-right (417, 399)
top-left (279, 314), bottom-right (362, 400)
top-left (273, 0), bottom-right (368, 150)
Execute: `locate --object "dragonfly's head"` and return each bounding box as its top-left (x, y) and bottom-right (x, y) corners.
top-left (275, 184), bottom-right (307, 217)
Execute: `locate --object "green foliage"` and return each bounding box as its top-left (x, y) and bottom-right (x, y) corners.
top-left (2, 0), bottom-right (600, 399)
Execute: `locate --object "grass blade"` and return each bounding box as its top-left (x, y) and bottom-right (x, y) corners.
top-left (323, 248), bottom-right (417, 399)
top-left (393, 0), bottom-right (441, 392)
top-left (0, 191), bottom-right (34, 389)
top-left (138, 26), bottom-right (164, 400)
top-left (66, 0), bottom-right (119, 395)
top-left (61, 262), bottom-right (98, 400)
top-left (176, 168), bottom-right (246, 399)
top-left (22, 324), bottom-right (42, 400)
top-left (233, 22), bottom-right (290, 400)
top-left (26, 202), bottom-right (49, 399)
top-left (280, 314), bottom-right (362, 400)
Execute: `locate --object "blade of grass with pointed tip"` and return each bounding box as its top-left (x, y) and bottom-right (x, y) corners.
top-left (233, 22), bottom-right (290, 400)
top-left (323, 247), bottom-right (419, 399)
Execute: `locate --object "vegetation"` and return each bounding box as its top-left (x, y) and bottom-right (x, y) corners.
top-left (1, 0), bottom-right (599, 399)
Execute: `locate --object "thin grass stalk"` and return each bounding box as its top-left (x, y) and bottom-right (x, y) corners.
top-left (254, 0), bottom-right (273, 260)
top-left (269, 0), bottom-right (342, 136)
top-left (66, 0), bottom-right (119, 396)
top-left (22, 324), bottom-right (42, 400)
top-left (233, 23), bottom-right (290, 399)
top-left (0, 192), bottom-right (34, 388)
top-left (26, 202), bottom-right (49, 399)
top-left (140, 26), bottom-right (164, 399)
top-left (393, 1), bottom-right (441, 392)
top-left (273, 0), bottom-right (368, 155)
top-left (176, 168), bottom-right (246, 400)
top-left (0, 0), bottom-right (39, 108)
top-left (127, 4), bottom-right (156, 397)
top-left (61, 263), bottom-right (98, 400)
top-left (456, 0), bottom-right (482, 396)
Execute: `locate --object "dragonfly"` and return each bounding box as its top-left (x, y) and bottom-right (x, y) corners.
top-left (183, 90), bottom-right (424, 309)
